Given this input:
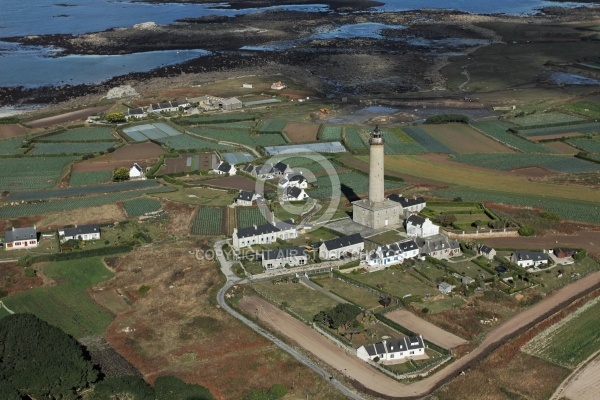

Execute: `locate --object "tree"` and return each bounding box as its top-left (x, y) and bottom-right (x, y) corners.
top-left (328, 303), bottom-right (361, 332)
top-left (518, 225), bottom-right (535, 236)
top-left (0, 313), bottom-right (98, 399)
top-left (113, 167), bottom-right (130, 182)
top-left (91, 375), bottom-right (154, 400)
top-left (438, 213), bottom-right (457, 227)
top-left (105, 112), bottom-right (126, 123)
top-left (154, 375), bottom-right (214, 400)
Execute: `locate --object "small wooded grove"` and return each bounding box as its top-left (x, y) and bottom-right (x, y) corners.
top-left (424, 114), bottom-right (469, 124)
top-left (0, 314), bottom-right (214, 400)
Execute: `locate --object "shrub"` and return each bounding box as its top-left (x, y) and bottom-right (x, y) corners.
top-left (138, 285), bottom-right (151, 296)
top-left (574, 249), bottom-right (587, 261)
top-left (421, 307), bottom-right (430, 314)
top-left (425, 114), bottom-right (469, 124)
top-left (518, 226), bottom-right (536, 236)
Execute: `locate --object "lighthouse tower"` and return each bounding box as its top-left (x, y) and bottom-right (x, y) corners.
top-left (352, 126), bottom-right (401, 229)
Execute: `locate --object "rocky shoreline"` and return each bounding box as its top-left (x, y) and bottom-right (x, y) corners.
top-left (2, 5), bottom-right (599, 107)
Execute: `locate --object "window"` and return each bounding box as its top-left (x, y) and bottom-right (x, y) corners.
top-left (30, 240), bottom-right (36, 244)
top-left (390, 354), bottom-right (394, 359)
top-left (410, 351), bottom-right (414, 355)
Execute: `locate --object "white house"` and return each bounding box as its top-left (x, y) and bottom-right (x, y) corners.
top-left (357, 336), bottom-right (425, 363)
top-left (405, 215), bottom-right (439, 238)
top-left (124, 108), bottom-right (147, 121)
top-left (58, 224), bottom-right (100, 242)
top-left (511, 251), bottom-right (549, 268)
top-left (416, 235), bottom-right (462, 260)
top-left (388, 194), bottom-right (426, 217)
top-left (234, 191), bottom-right (260, 206)
top-left (262, 247), bottom-right (308, 270)
top-left (288, 174), bottom-right (308, 189)
top-left (3, 226), bottom-right (38, 250)
top-left (319, 233), bottom-right (364, 260)
top-left (273, 162), bottom-right (292, 176)
top-left (214, 162), bottom-right (236, 175)
top-left (232, 222), bottom-right (298, 249)
top-left (129, 163), bottom-right (144, 179)
top-left (282, 186), bottom-right (309, 202)
top-left (368, 239), bottom-right (419, 268)
top-left (478, 245), bottom-right (496, 261)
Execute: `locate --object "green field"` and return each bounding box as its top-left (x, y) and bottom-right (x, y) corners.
top-left (343, 126), bottom-right (369, 153)
top-left (568, 137), bottom-right (600, 153)
top-left (258, 119), bottom-right (288, 133)
top-left (39, 127), bottom-right (115, 142)
top-left (318, 125), bottom-right (342, 141)
top-left (1, 258), bottom-right (115, 338)
top-left (0, 137), bottom-right (26, 155)
top-left (69, 170), bottom-right (112, 186)
top-left (31, 142), bottom-right (116, 155)
top-left (0, 156), bottom-right (76, 191)
top-left (452, 153), bottom-right (600, 173)
top-left (470, 120), bottom-right (555, 153)
top-left (311, 276), bottom-right (382, 309)
top-left (251, 281), bottom-right (339, 322)
top-left (507, 112), bottom-right (585, 127)
top-left (157, 133), bottom-right (233, 151)
top-left (192, 206), bottom-right (225, 235)
top-left (123, 198), bottom-right (162, 217)
top-left (190, 127), bottom-right (287, 147)
top-left (522, 297), bottom-right (600, 369)
top-left (237, 207), bottom-right (268, 229)
top-left (516, 121), bottom-right (600, 137)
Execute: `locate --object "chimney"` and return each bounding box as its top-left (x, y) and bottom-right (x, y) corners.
top-left (253, 224), bottom-right (257, 230)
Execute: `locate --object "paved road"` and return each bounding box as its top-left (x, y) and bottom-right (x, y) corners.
top-left (213, 240), bottom-right (365, 400)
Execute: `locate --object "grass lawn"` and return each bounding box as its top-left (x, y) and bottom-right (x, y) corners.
top-left (311, 276), bottom-right (382, 309)
top-left (366, 230), bottom-right (405, 245)
top-left (2, 257), bottom-right (114, 338)
top-left (349, 268), bottom-right (436, 298)
top-left (522, 296), bottom-right (600, 369)
top-left (251, 281), bottom-right (339, 322)
top-left (418, 265), bottom-right (450, 282)
top-left (151, 187), bottom-right (235, 206)
top-left (450, 260), bottom-right (493, 279)
top-left (532, 257), bottom-right (600, 293)
top-left (424, 297), bottom-right (466, 314)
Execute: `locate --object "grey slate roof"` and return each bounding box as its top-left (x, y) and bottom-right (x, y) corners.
top-left (480, 245), bottom-right (494, 254)
top-left (273, 162), bottom-right (289, 174)
top-left (289, 174), bottom-right (307, 184)
top-left (217, 162), bottom-right (232, 173)
top-left (263, 247), bottom-right (307, 260)
top-left (285, 186), bottom-right (302, 199)
top-left (322, 233), bottom-right (363, 251)
top-left (388, 194), bottom-right (426, 208)
top-left (363, 336), bottom-right (424, 356)
top-left (61, 224), bottom-right (100, 238)
top-left (236, 191), bottom-right (255, 202)
top-left (257, 163), bottom-right (274, 175)
top-left (236, 223), bottom-right (280, 238)
top-left (126, 108), bottom-right (145, 115)
top-left (513, 251), bottom-right (548, 262)
top-left (406, 214), bottom-right (426, 227)
top-left (4, 227), bottom-right (37, 243)
top-left (243, 165), bottom-right (255, 174)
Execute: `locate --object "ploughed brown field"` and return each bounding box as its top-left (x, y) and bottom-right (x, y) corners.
top-left (161, 152), bottom-right (214, 175)
top-left (508, 166), bottom-right (559, 178)
top-left (93, 142), bottom-right (165, 162)
top-left (0, 124), bottom-right (28, 139)
top-left (284, 122), bottom-right (319, 143)
top-left (421, 123), bottom-right (514, 154)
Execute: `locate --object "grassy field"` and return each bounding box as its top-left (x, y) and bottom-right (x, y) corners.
top-left (424, 297), bottom-right (466, 314)
top-left (349, 268), bottom-right (436, 298)
top-left (366, 154), bottom-right (600, 204)
top-left (251, 281), bottom-right (339, 322)
top-left (2, 257), bottom-right (114, 338)
top-left (522, 296), bottom-right (600, 369)
top-left (150, 187), bottom-right (234, 206)
top-left (420, 123), bottom-right (514, 154)
top-left (311, 276), bottom-right (382, 309)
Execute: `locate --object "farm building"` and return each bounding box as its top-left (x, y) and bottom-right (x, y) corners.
top-left (261, 247), bottom-right (308, 270)
top-left (235, 191), bottom-right (260, 206)
top-left (416, 235), bottom-right (462, 260)
top-left (357, 336), bottom-right (425, 363)
top-left (232, 222), bottom-right (298, 249)
top-left (271, 81), bottom-right (286, 90)
top-left (282, 187), bottom-right (309, 201)
top-left (478, 245), bottom-right (496, 260)
top-left (58, 224), bottom-right (100, 242)
top-left (129, 163), bottom-right (144, 179)
top-left (405, 215), bottom-right (439, 238)
top-left (242, 83), bottom-right (253, 88)
top-left (367, 239), bottom-right (419, 269)
top-left (387, 194), bottom-right (426, 217)
top-left (438, 282), bottom-right (455, 294)
top-left (319, 233), bottom-right (364, 260)
top-left (3, 226), bottom-right (39, 250)
top-left (213, 162), bottom-right (236, 175)
top-left (124, 108), bottom-right (147, 120)
top-left (218, 97), bottom-right (242, 110)
top-left (511, 251), bottom-right (548, 268)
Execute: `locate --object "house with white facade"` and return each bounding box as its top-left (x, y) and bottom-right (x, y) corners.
top-left (232, 222), bottom-right (298, 249)
top-left (368, 239), bottom-right (419, 268)
top-left (256, 164), bottom-right (274, 179)
top-left (58, 224), bottom-right (101, 242)
top-left (234, 191), bottom-right (260, 206)
top-left (273, 162), bottom-right (292, 176)
top-left (388, 194), bottom-right (426, 217)
top-left (214, 162), bottom-right (236, 175)
top-left (357, 336), bottom-right (425, 364)
top-left (416, 235), bottom-right (462, 260)
top-left (129, 163), bottom-right (144, 179)
top-left (262, 247), bottom-right (308, 270)
top-left (478, 245), bottom-right (496, 261)
top-left (319, 233), bottom-right (364, 260)
top-left (282, 186), bottom-right (309, 202)
top-left (124, 108), bottom-right (147, 121)
top-left (288, 174), bottom-right (308, 189)
top-left (405, 215), bottom-right (439, 238)
top-left (3, 226), bottom-right (39, 250)
top-left (438, 281), bottom-right (455, 294)
top-left (511, 251), bottom-right (549, 268)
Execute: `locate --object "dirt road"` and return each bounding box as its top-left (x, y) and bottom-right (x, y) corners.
top-left (240, 270), bottom-right (600, 399)
top-left (26, 105), bottom-right (112, 128)
top-left (385, 309), bottom-right (467, 349)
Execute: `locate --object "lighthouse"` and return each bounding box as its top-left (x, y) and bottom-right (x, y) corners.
top-left (352, 126), bottom-right (402, 229)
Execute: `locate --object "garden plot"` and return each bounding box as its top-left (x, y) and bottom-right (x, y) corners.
top-left (470, 120), bottom-right (555, 153)
top-left (161, 152), bottom-right (216, 174)
top-left (0, 156), bottom-right (76, 191)
top-left (192, 206), bottom-right (225, 235)
top-left (522, 296), bottom-right (600, 369)
top-left (350, 268), bottom-right (435, 298)
top-left (122, 123), bottom-right (182, 142)
top-left (283, 122), bottom-right (319, 143)
top-left (123, 198), bottom-right (162, 217)
top-left (420, 123), bottom-right (514, 154)
top-left (237, 207), bottom-right (268, 229)
top-left (69, 170), bottom-right (112, 186)
top-left (318, 125), bottom-right (342, 141)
